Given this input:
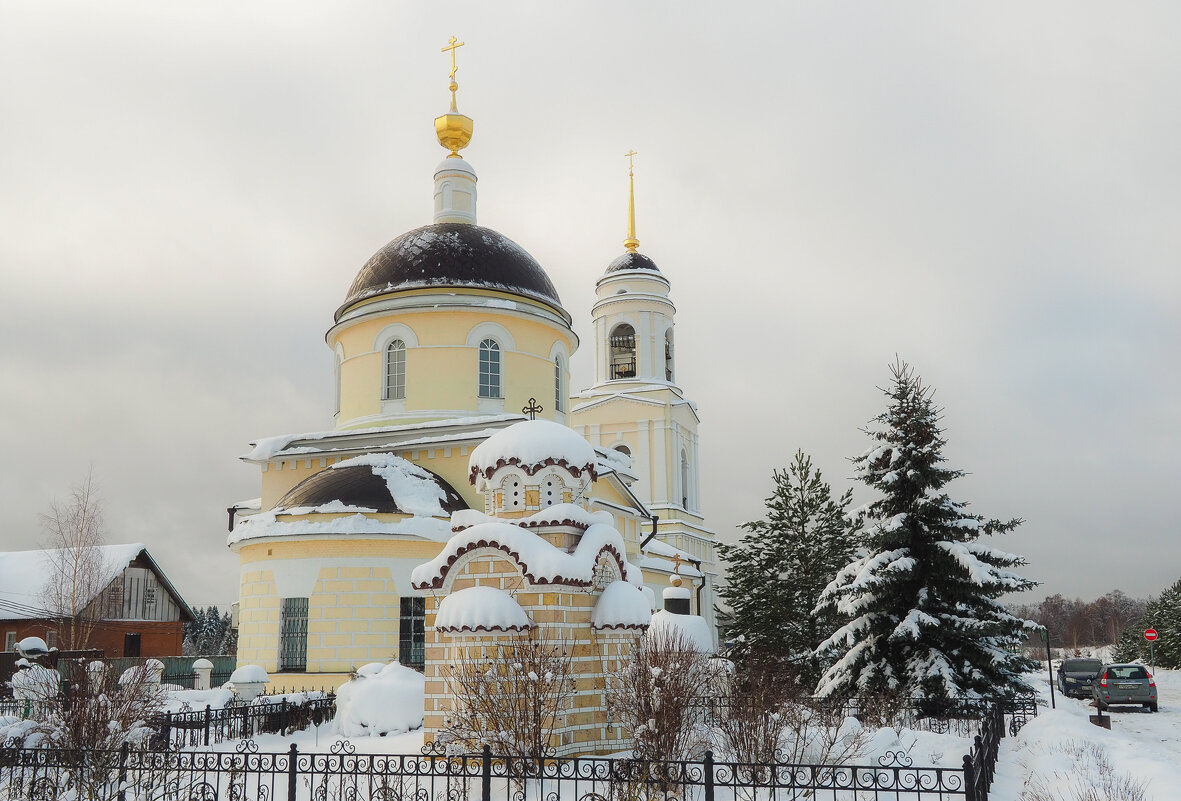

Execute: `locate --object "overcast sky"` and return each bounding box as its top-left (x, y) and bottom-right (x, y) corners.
top-left (2, 3), bottom-right (1177, 611)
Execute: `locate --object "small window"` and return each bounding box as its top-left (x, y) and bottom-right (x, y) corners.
top-left (333, 353), bottom-right (343, 415)
top-left (399, 597), bottom-right (426, 671)
top-left (4, 631), bottom-right (15, 652)
top-left (384, 339), bottom-right (406, 400)
top-left (478, 339), bottom-right (502, 399)
top-left (279, 597), bottom-right (309, 671)
top-left (554, 356), bottom-right (565, 412)
top-left (46, 630), bottom-right (57, 649)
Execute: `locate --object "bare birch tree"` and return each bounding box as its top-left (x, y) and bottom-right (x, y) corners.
top-left (40, 468), bottom-right (111, 651)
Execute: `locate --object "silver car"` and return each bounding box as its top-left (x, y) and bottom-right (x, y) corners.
top-left (1092, 663), bottom-right (1158, 712)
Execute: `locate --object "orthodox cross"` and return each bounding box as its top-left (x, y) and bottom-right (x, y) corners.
top-left (625, 149), bottom-right (638, 176)
top-left (522, 397), bottom-right (543, 420)
top-left (671, 553), bottom-right (683, 575)
top-left (441, 36), bottom-right (465, 79)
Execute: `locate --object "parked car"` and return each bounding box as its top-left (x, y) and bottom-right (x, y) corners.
top-left (1092, 663), bottom-right (1158, 712)
top-left (1056, 657), bottom-right (1102, 698)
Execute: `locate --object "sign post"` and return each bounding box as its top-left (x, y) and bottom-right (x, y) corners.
top-left (1041, 627), bottom-right (1055, 709)
top-left (1145, 629), bottom-right (1158, 674)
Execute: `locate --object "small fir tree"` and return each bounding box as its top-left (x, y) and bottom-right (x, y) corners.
top-left (1114, 578), bottom-right (1181, 668)
top-left (717, 451), bottom-right (861, 686)
top-left (815, 361), bottom-right (1038, 703)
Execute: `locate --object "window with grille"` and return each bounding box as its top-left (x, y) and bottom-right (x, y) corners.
top-left (554, 356), bottom-right (565, 412)
top-left (3, 632), bottom-right (14, 652)
top-left (279, 597), bottom-right (309, 671)
top-left (399, 597), bottom-right (425, 671)
top-left (384, 339), bottom-right (406, 400)
top-left (478, 339), bottom-right (501, 398)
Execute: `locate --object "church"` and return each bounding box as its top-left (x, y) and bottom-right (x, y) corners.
top-left (227, 41), bottom-right (718, 704)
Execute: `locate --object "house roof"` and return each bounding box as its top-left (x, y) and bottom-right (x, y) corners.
top-left (0, 544), bottom-right (194, 622)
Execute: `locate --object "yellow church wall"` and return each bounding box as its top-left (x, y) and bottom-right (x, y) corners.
top-left (328, 299), bottom-right (577, 428)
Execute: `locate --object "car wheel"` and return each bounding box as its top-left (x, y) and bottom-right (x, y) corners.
top-left (1150, 702), bottom-right (1159, 713)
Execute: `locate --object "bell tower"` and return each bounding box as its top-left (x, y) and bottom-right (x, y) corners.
top-left (569, 154), bottom-right (716, 629)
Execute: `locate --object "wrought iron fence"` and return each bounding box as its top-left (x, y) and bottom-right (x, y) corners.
top-left (151, 695), bottom-right (336, 748)
top-left (1, 698), bottom-right (1032, 801)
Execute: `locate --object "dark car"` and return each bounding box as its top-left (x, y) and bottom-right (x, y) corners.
top-left (1092, 663), bottom-right (1158, 712)
top-left (1056, 657), bottom-right (1102, 698)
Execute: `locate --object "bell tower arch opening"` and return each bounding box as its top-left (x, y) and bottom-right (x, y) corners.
top-left (609, 323), bottom-right (637, 380)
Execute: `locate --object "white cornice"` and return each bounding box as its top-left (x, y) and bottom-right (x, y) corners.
top-left (327, 291), bottom-right (577, 347)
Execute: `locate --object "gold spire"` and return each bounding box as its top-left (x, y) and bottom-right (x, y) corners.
top-left (435, 36), bottom-right (473, 158)
top-left (623, 150), bottom-right (639, 252)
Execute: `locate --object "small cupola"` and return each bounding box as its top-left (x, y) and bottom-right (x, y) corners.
top-left (468, 420), bottom-right (597, 517)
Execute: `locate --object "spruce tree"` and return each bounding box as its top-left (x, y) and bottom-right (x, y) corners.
top-left (815, 361), bottom-right (1038, 703)
top-left (718, 450), bottom-right (861, 686)
top-left (1117, 579), bottom-right (1181, 668)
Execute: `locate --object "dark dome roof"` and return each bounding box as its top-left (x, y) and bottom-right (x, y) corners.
top-left (339, 223), bottom-right (563, 318)
top-left (276, 459), bottom-right (467, 516)
top-left (605, 251), bottom-right (662, 274)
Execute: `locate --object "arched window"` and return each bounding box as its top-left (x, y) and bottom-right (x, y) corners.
top-left (680, 449), bottom-right (690, 509)
top-left (333, 352), bottom-right (343, 415)
top-left (384, 339), bottom-right (406, 400)
top-left (478, 339), bottom-right (501, 398)
top-left (554, 355), bottom-right (565, 412)
top-left (664, 328), bottom-right (674, 382)
top-left (609, 323), bottom-right (636, 380)
top-left (614, 444), bottom-right (631, 458)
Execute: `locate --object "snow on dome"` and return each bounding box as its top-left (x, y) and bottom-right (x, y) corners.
top-left (326, 453), bottom-right (454, 517)
top-left (435, 586), bottom-right (533, 633)
top-left (334, 662), bottom-right (425, 737)
top-left (647, 610), bottom-right (715, 653)
top-left (592, 581), bottom-right (652, 630)
top-left (192, 658), bottom-right (214, 670)
top-left (228, 665), bottom-right (269, 685)
top-left (469, 420), bottom-right (597, 482)
top-left (16, 637), bottom-right (48, 655)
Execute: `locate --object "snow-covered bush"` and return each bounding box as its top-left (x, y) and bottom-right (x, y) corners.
top-left (440, 633), bottom-right (574, 758)
top-left (0, 658), bottom-right (163, 752)
top-left (335, 662), bottom-right (424, 737)
top-left (609, 627), bottom-right (722, 760)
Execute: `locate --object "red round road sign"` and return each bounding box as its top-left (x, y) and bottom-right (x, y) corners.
top-left (1145, 629), bottom-right (1159, 641)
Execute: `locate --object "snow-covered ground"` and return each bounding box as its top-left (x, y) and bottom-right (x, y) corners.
top-left (176, 666), bottom-right (1181, 799)
top-left (993, 668), bottom-right (1181, 800)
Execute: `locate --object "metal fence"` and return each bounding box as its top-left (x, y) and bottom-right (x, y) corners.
top-left (0, 699), bottom-right (1031, 801)
top-left (152, 695), bottom-right (336, 749)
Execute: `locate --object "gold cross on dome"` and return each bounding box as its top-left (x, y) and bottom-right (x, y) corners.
top-left (625, 149), bottom-right (638, 175)
top-left (442, 36), bottom-right (465, 80)
top-left (671, 553), bottom-right (683, 574)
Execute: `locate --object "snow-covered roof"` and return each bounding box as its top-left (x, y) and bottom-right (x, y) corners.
top-left (277, 453), bottom-right (463, 518)
top-left (647, 610), bottom-right (715, 653)
top-left (411, 521), bottom-right (642, 590)
top-left (229, 454), bottom-right (467, 547)
top-left (243, 414), bottom-right (525, 462)
top-left (0, 543), bottom-right (191, 620)
top-left (435, 586), bottom-right (533, 633)
top-left (227, 511), bottom-right (453, 547)
top-left (451, 504), bottom-right (613, 533)
top-left (592, 581), bottom-right (652, 630)
top-left (468, 419), bottom-right (597, 483)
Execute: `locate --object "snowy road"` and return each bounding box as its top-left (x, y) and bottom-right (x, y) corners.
top-left (991, 669), bottom-right (1181, 800)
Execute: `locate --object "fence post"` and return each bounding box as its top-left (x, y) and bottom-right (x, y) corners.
top-left (287, 743), bottom-right (298, 801)
top-left (162, 711), bottom-right (172, 749)
top-left (281, 698), bottom-right (289, 734)
top-left (204, 705), bottom-right (211, 747)
top-left (703, 750), bottom-right (714, 801)
top-left (481, 744), bottom-right (492, 801)
top-left (117, 741), bottom-right (129, 801)
top-left (962, 753), bottom-right (976, 801)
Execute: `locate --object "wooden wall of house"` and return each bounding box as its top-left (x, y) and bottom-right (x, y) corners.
top-left (97, 562), bottom-right (183, 622)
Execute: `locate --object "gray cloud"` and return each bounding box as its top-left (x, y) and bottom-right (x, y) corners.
top-left (1, 2), bottom-right (1178, 609)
